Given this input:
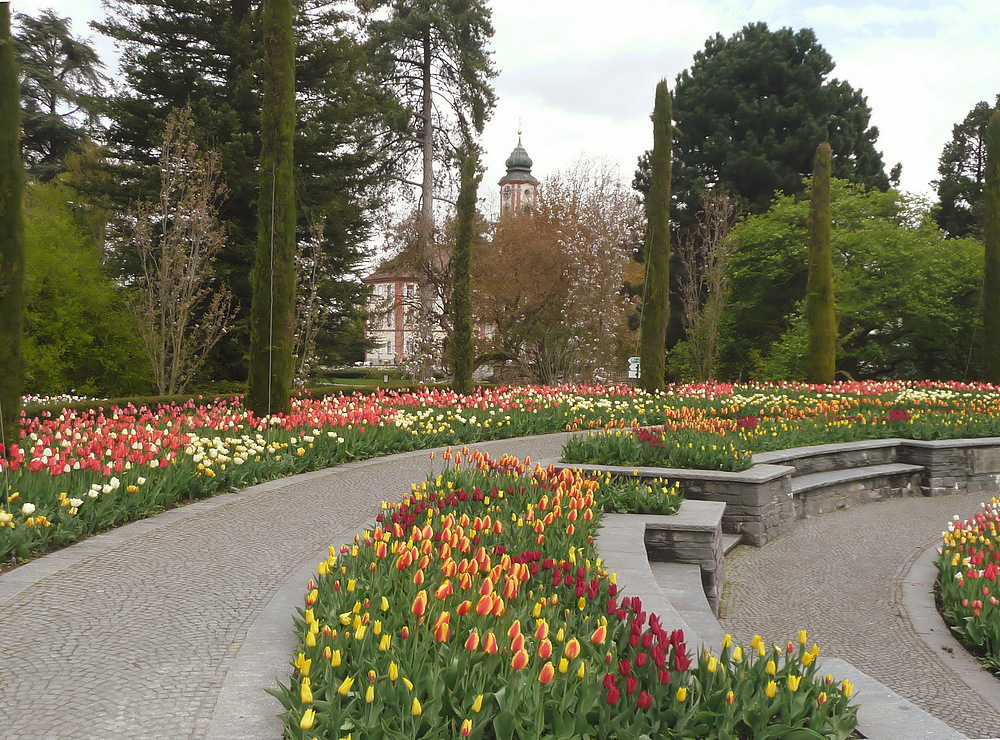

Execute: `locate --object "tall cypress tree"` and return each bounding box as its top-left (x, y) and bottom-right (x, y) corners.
top-left (450, 148), bottom-right (481, 394)
top-left (639, 80), bottom-right (672, 392)
top-left (983, 108), bottom-right (1000, 382)
top-left (247, 0), bottom-right (296, 416)
top-left (0, 3), bottom-right (24, 448)
top-left (806, 142), bottom-right (836, 384)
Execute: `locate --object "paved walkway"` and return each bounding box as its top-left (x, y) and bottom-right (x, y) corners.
top-left (3, 433), bottom-right (1000, 739)
top-left (720, 491), bottom-right (1000, 739)
top-left (0, 434), bottom-right (573, 740)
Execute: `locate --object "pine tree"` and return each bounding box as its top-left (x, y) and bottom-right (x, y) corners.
top-left (364, 0), bottom-right (496, 373)
top-left (0, 2), bottom-right (25, 448)
top-left (247, 0), bottom-right (296, 416)
top-left (450, 148), bottom-right (481, 394)
top-left (639, 80), bottom-right (672, 392)
top-left (806, 142), bottom-right (836, 384)
top-left (983, 108), bottom-right (1000, 382)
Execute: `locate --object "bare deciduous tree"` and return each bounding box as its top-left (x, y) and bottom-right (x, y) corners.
top-left (292, 217), bottom-right (326, 388)
top-left (546, 157), bottom-right (644, 381)
top-left (676, 189), bottom-right (741, 380)
top-left (129, 108), bottom-right (234, 395)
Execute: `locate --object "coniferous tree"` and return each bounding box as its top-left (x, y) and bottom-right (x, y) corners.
top-left (636, 23), bottom-right (890, 223)
top-left (13, 9), bottom-right (106, 181)
top-left (96, 1), bottom-right (392, 380)
top-left (0, 3), bottom-right (24, 448)
top-left (248, 0), bottom-right (296, 416)
top-left (450, 148), bottom-right (480, 394)
top-left (639, 80), bottom-right (671, 392)
top-left (933, 96), bottom-right (1000, 239)
top-left (806, 142), bottom-right (836, 384)
top-left (983, 109), bottom-right (1000, 382)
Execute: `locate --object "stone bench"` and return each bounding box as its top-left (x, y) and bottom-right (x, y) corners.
top-left (790, 462), bottom-right (925, 518)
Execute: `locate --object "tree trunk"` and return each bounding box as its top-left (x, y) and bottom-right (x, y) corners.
top-left (450, 149), bottom-right (480, 394)
top-left (247, 0), bottom-right (296, 416)
top-left (984, 109), bottom-right (1000, 382)
top-left (639, 80), bottom-right (672, 392)
top-left (0, 4), bottom-right (24, 449)
top-left (416, 28), bottom-right (436, 380)
top-left (806, 142), bottom-right (836, 384)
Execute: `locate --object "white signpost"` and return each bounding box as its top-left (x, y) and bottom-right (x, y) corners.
top-left (627, 356), bottom-right (641, 379)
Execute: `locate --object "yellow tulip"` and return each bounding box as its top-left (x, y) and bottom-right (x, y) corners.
top-left (765, 660), bottom-right (776, 675)
top-left (798, 629), bottom-right (808, 645)
top-left (842, 679), bottom-right (854, 698)
top-left (676, 687), bottom-right (687, 702)
top-left (788, 674), bottom-right (802, 692)
top-left (471, 694), bottom-right (483, 713)
top-left (765, 681), bottom-right (777, 699)
top-left (337, 676), bottom-right (355, 696)
top-left (300, 678), bottom-right (313, 704)
top-left (411, 697), bottom-right (422, 716)
top-left (299, 708), bottom-right (315, 730)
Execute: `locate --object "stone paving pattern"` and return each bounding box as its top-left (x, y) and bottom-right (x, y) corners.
top-left (3, 431), bottom-right (1000, 738)
top-left (720, 490), bottom-right (1000, 739)
top-left (0, 434), bottom-right (570, 740)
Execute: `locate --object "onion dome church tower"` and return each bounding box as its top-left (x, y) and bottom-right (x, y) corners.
top-left (499, 132), bottom-right (538, 217)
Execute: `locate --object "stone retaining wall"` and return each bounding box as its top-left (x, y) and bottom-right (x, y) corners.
top-left (549, 437), bottom-right (1000, 546)
top-left (639, 501), bottom-right (726, 611)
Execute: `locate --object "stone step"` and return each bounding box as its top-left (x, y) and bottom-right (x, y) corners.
top-left (648, 561), bottom-right (727, 649)
top-left (790, 463), bottom-right (925, 495)
top-left (596, 515), bottom-right (692, 638)
top-left (722, 533), bottom-right (742, 555)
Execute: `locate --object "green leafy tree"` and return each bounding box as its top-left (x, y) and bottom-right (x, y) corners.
top-left (666, 23), bottom-right (891, 219)
top-left (449, 148), bottom-right (481, 393)
top-left (933, 95), bottom-right (1000, 239)
top-left (95, 0), bottom-right (394, 383)
top-left (22, 180), bottom-right (150, 396)
top-left (984, 108), bottom-right (1000, 382)
top-left (639, 80), bottom-right (671, 392)
top-left (0, 3), bottom-right (24, 448)
top-left (248, 0), bottom-right (296, 416)
top-left (13, 9), bottom-right (106, 182)
top-left (806, 142), bottom-right (836, 383)
top-left (724, 180), bottom-right (983, 381)
top-left (632, 23), bottom-right (891, 369)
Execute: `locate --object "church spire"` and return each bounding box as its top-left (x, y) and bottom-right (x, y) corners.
top-left (499, 130), bottom-right (537, 217)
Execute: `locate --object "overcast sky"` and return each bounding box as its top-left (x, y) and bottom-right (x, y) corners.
top-left (12, 0), bottom-right (1000, 212)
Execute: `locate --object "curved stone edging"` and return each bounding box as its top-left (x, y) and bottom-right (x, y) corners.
top-left (902, 543), bottom-right (1000, 718)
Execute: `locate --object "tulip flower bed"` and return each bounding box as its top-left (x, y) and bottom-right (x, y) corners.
top-left (272, 453), bottom-right (858, 739)
top-left (5, 380), bottom-right (1000, 566)
top-left (562, 381), bottom-right (1000, 472)
top-left (937, 498), bottom-right (1000, 672)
